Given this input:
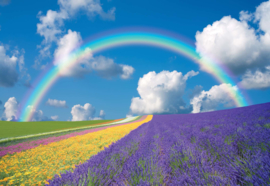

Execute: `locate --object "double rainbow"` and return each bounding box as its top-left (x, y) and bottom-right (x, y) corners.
top-left (17, 29), bottom-right (249, 121)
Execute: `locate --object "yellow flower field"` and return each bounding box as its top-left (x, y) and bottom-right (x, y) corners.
top-left (0, 115), bottom-right (152, 186)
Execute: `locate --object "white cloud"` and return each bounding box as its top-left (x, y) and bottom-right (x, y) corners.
top-left (58, 0), bottom-right (115, 20)
top-left (2, 99), bottom-right (50, 122)
top-left (92, 118), bottom-right (102, 120)
top-left (37, 10), bottom-right (68, 44)
top-left (2, 99), bottom-right (51, 121)
top-left (71, 103), bottom-right (106, 121)
top-left (93, 110), bottom-right (105, 120)
top-left (3, 97), bottom-right (18, 121)
top-left (51, 115), bottom-right (59, 121)
top-left (54, 29), bottom-right (83, 63)
top-left (24, 105), bottom-right (55, 121)
top-left (239, 66), bottom-right (270, 89)
top-left (46, 99), bottom-right (68, 108)
top-left (190, 83), bottom-right (238, 113)
top-left (0, 45), bottom-right (18, 87)
top-left (35, 1), bottom-right (129, 80)
top-left (195, 16), bottom-right (264, 74)
top-left (239, 11), bottom-right (253, 22)
top-left (26, 106), bottom-right (44, 122)
top-left (36, 0), bottom-right (115, 66)
top-left (54, 30), bottom-right (134, 79)
top-left (120, 65), bottom-right (135, 79)
top-left (71, 103), bottom-right (96, 121)
top-left (129, 70), bottom-right (198, 115)
top-left (0, 45), bottom-right (30, 87)
top-left (34, 10), bottom-right (68, 68)
top-left (99, 110), bottom-right (105, 118)
top-left (126, 114), bottom-right (133, 118)
top-left (254, 0), bottom-right (270, 53)
top-left (91, 56), bottom-right (134, 79)
top-left (255, 0), bottom-right (270, 34)
top-left (195, 0), bottom-right (270, 76)
top-left (54, 30), bottom-right (93, 77)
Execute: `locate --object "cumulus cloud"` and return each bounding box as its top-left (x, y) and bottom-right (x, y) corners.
top-left (0, 45), bottom-right (18, 87)
top-left (3, 97), bottom-right (18, 121)
top-left (126, 114), bottom-right (133, 118)
top-left (54, 29), bottom-right (83, 63)
top-left (0, 45), bottom-right (30, 87)
top-left (93, 110), bottom-right (106, 120)
top-left (58, 0), bottom-right (115, 20)
top-left (37, 10), bottom-right (68, 44)
top-left (35, 10), bottom-right (68, 68)
top-left (91, 56), bottom-right (134, 79)
top-left (35, 2), bottom-right (129, 80)
top-left (54, 30), bottom-right (93, 77)
top-left (129, 70), bottom-right (199, 115)
top-left (71, 103), bottom-right (104, 121)
top-left (195, 0), bottom-right (270, 77)
top-left (120, 65), bottom-right (135, 79)
top-left (239, 11), bottom-right (253, 22)
top-left (51, 115), bottom-right (59, 121)
top-left (46, 98), bottom-right (68, 108)
top-left (190, 84), bottom-right (238, 113)
top-left (255, 0), bottom-right (270, 34)
top-left (25, 106), bottom-right (44, 121)
top-left (36, 0), bottom-right (115, 66)
top-left (25, 106), bottom-right (54, 121)
top-left (55, 30), bottom-right (134, 79)
top-left (239, 66), bottom-right (270, 89)
top-left (195, 16), bottom-right (265, 74)
top-left (99, 110), bottom-right (105, 118)
top-left (2, 98), bottom-right (49, 121)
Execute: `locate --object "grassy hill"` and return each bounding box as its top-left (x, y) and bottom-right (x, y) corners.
top-left (0, 119), bottom-right (113, 139)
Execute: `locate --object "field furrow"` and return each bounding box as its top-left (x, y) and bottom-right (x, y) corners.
top-left (46, 103), bottom-right (270, 186)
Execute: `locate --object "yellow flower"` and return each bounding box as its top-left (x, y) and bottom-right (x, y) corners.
top-left (0, 115), bottom-right (153, 185)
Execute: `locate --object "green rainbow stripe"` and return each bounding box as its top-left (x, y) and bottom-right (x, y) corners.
top-left (18, 32), bottom-right (248, 121)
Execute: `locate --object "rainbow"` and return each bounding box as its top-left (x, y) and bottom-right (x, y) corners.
top-left (17, 29), bottom-right (249, 121)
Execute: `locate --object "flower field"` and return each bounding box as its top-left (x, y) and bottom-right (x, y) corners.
top-left (0, 116), bottom-right (144, 157)
top-left (0, 116), bottom-right (141, 145)
top-left (0, 115), bottom-right (152, 185)
top-left (47, 102), bottom-right (270, 185)
top-left (1, 103), bottom-right (270, 186)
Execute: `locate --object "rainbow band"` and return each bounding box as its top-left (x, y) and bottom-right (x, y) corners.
top-left (18, 31), bottom-right (249, 121)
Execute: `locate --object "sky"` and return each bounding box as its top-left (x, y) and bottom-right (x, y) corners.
top-left (0, 0), bottom-right (270, 121)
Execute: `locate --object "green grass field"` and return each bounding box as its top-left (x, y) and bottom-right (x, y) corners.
top-left (0, 120), bottom-right (113, 139)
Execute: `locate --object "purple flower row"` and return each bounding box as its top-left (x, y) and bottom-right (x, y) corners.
top-left (47, 102), bottom-right (270, 185)
top-left (0, 116), bottom-right (147, 157)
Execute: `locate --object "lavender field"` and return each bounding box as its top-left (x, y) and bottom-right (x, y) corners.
top-left (47, 102), bottom-right (270, 186)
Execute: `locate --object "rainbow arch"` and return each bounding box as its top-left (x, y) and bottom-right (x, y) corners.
top-left (17, 29), bottom-right (249, 121)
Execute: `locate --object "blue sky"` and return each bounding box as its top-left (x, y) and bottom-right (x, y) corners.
top-left (0, 0), bottom-right (270, 121)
